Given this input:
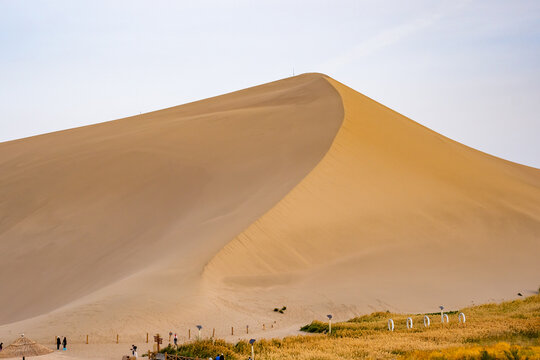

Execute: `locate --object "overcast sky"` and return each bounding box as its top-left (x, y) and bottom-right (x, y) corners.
top-left (1, 0), bottom-right (539, 167)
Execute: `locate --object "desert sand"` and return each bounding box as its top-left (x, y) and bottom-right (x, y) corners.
top-left (0, 73), bottom-right (539, 358)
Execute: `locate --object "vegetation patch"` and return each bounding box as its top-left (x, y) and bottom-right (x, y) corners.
top-left (160, 294), bottom-right (540, 359)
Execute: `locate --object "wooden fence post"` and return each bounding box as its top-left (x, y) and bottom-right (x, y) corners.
top-left (231, 326), bottom-right (234, 336)
top-left (188, 329), bottom-right (191, 340)
top-left (246, 325), bottom-right (249, 334)
top-left (263, 324), bottom-right (265, 330)
top-left (86, 335), bottom-right (88, 344)
top-left (212, 328), bottom-right (215, 338)
top-left (116, 334), bottom-right (119, 344)
top-left (146, 332), bottom-right (149, 343)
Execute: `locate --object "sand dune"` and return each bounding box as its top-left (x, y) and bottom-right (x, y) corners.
top-left (203, 77), bottom-right (540, 319)
top-left (0, 73), bottom-right (538, 345)
top-left (0, 74), bottom-right (342, 338)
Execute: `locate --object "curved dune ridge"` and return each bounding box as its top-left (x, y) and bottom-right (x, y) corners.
top-left (0, 73), bottom-right (539, 342)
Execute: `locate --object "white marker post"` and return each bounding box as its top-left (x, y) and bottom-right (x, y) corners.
top-left (388, 319), bottom-right (394, 331)
top-left (327, 314), bottom-right (333, 335)
top-left (196, 325), bottom-right (202, 340)
top-left (439, 306), bottom-right (445, 323)
top-left (406, 317), bottom-right (413, 329)
top-left (424, 315), bottom-right (430, 328)
top-left (249, 339), bottom-right (256, 359)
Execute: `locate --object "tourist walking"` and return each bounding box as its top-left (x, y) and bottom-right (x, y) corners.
top-left (62, 337), bottom-right (67, 351)
top-left (0, 342), bottom-right (3, 351)
top-left (56, 337), bottom-right (61, 350)
top-left (131, 345), bottom-right (138, 357)
top-left (174, 333), bottom-right (178, 346)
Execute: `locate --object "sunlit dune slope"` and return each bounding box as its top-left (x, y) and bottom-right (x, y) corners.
top-left (204, 77), bottom-right (540, 315)
top-left (0, 73), bottom-right (343, 326)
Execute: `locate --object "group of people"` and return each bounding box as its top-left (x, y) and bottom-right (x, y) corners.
top-left (56, 336), bottom-right (67, 351)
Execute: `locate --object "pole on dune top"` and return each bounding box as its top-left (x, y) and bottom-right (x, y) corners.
top-left (439, 306), bottom-right (444, 323)
top-left (327, 314), bottom-right (333, 335)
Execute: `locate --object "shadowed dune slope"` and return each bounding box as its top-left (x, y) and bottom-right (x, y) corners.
top-left (204, 77), bottom-right (540, 315)
top-left (0, 73), bottom-right (343, 326)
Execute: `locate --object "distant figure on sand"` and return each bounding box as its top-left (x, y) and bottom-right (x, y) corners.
top-left (0, 342), bottom-right (3, 351)
top-left (62, 337), bottom-right (67, 350)
top-left (174, 333), bottom-right (177, 346)
top-left (56, 337), bottom-right (61, 350)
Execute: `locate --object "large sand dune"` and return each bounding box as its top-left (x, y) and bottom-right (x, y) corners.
top-left (0, 73), bottom-right (538, 344)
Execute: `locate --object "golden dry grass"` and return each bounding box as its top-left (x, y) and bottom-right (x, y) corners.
top-left (162, 294), bottom-right (540, 359)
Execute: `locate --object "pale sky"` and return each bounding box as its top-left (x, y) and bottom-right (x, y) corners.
top-left (1, 0), bottom-right (539, 167)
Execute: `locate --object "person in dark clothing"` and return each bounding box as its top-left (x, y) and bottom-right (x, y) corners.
top-left (56, 337), bottom-right (61, 350)
top-left (0, 342), bottom-right (3, 351)
top-left (62, 337), bottom-right (67, 350)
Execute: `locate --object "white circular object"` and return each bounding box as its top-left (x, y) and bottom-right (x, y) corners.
top-left (459, 312), bottom-right (466, 323)
top-left (423, 315), bottom-right (430, 327)
top-left (442, 314), bottom-right (449, 323)
top-left (406, 317), bottom-right (413, 329)
top-left (388, 319), bottom-right (394, 331)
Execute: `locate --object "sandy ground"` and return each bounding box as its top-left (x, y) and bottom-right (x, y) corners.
top-left (5, 344), bottom-right (153, 360)
top-left (0, 326), bottom-right (307, 360)
top-left (0, 73), bottom-right (539, 352)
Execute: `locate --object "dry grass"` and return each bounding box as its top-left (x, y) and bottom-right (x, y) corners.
top-left (161, 294), bottom-right (540, 359)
